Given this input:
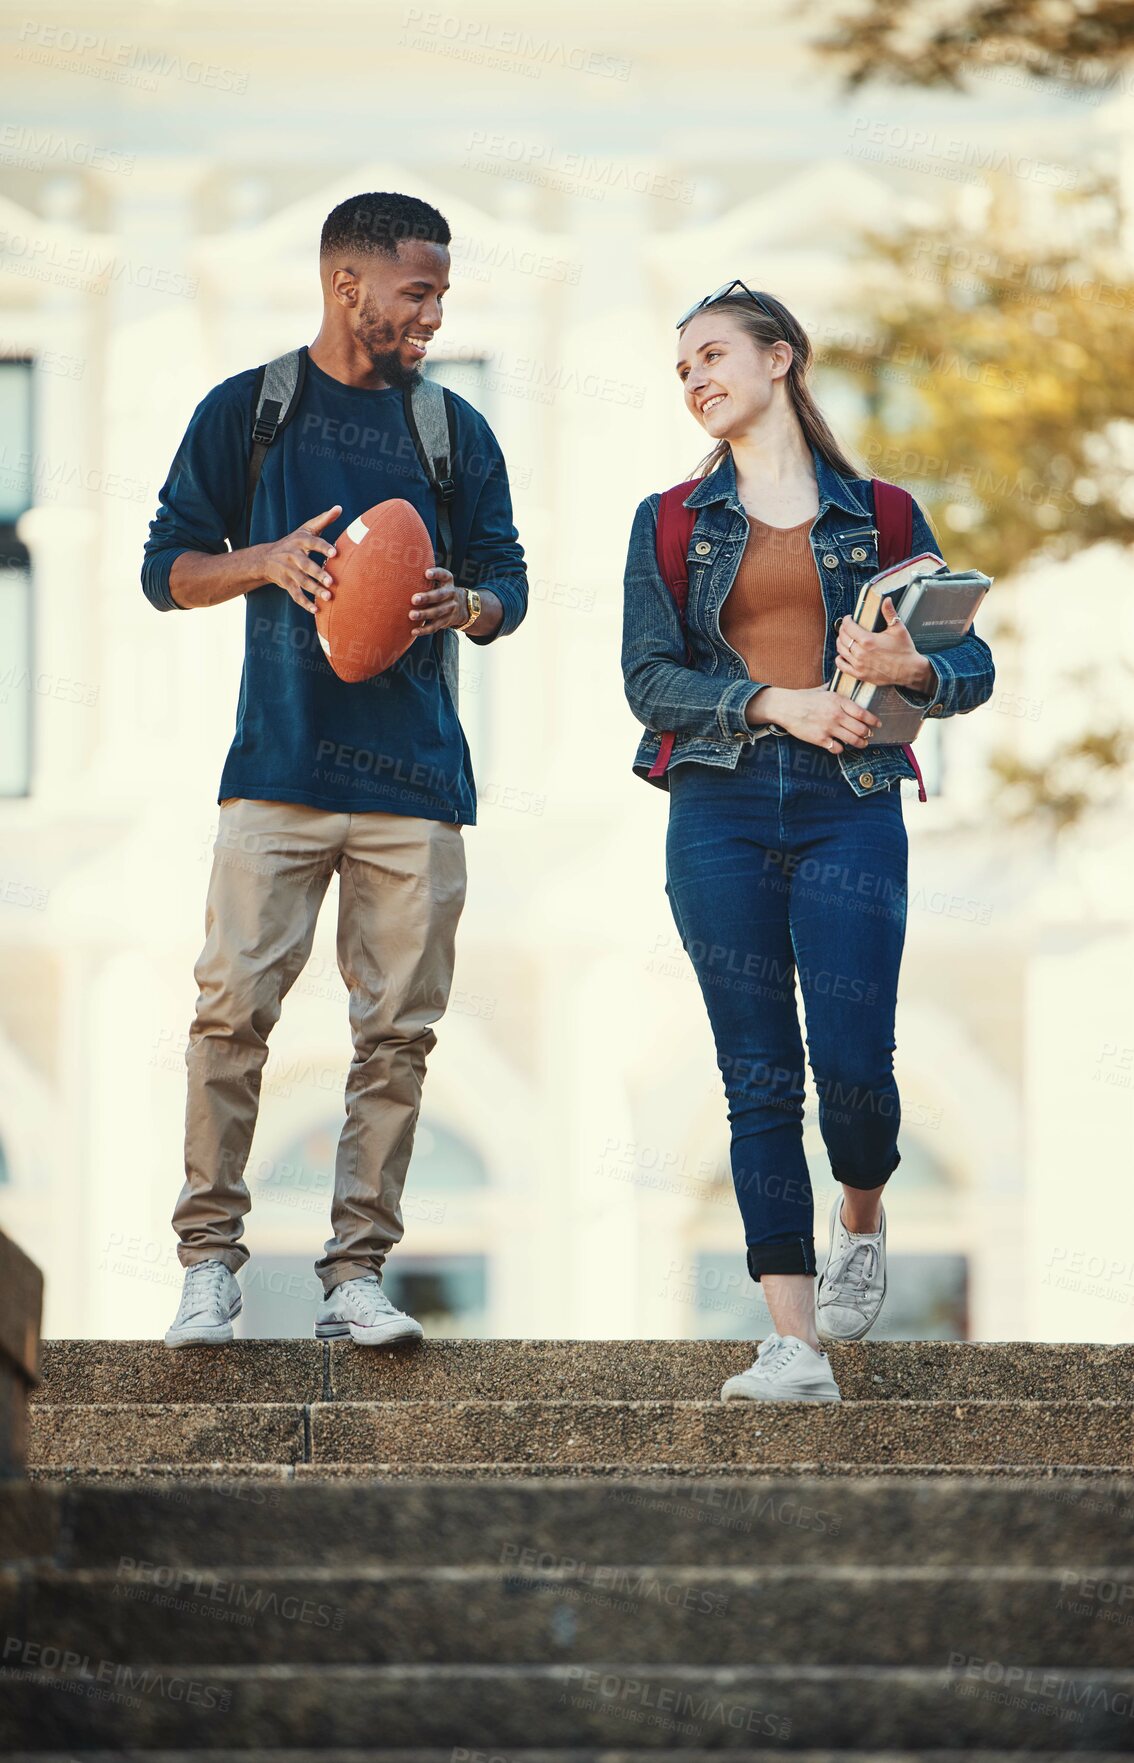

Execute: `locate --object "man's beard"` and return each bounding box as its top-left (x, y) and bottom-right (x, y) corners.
top-left (357, 294), bottom-right (423, 391)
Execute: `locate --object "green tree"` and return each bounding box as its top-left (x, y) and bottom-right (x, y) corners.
top-left (804, 1), bottom-right (1134, 822)
top-left (811, 0), bottom-right (1134, 94)
top-left (823, 176), bottom-right (1133, 581)
top-left (822, 178), bottom-right (1134, 824)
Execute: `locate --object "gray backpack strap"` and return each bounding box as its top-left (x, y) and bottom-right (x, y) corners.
top-left (405, 377), bottom-right (457, 573)
top-left (240, 346), bottom-right (307, 549)
top-left (404, 375), bottom-right (460, 708)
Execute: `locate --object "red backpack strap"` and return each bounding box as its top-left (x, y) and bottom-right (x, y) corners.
top-left (648, 480), bottom-right (699, 779)
top-left (871, 476), bottom-right (913, 568)
top-left (871, 476), bottom-right (927, 803)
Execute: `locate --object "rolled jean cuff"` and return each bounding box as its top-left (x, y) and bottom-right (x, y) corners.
top-left (831, 1149), bottom-right (900, 1191)
top-left (747, 1236), bottom-right (818, 1281)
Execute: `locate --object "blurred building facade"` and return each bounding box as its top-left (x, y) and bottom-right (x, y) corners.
top-left (1, 6), bottom-right (1131, 1343)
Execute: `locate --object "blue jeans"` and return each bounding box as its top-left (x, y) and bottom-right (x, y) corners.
top-left (664, 734), bottom-right (909, 1281)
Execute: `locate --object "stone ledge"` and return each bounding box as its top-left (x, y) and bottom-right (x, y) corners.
top-left (34, 1339), bottom-right (1134, 1406)
top-left (9, 1475), bottom-right (1133, 1568)
top-left (308, 1397), bottom-right (1134, 1471)
top-left (3, 1663), bottom-right (1134, 1750)
top-left (29, 1403), bottom-right (306, 1470)
top-left (0, 1229), bottom-right (43, 1477)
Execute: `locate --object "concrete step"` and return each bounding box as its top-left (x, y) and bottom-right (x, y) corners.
top-left (3, 1662), bottom-right (1134, 1749)
top-left (37, 1340), bottom-right (326, 1406)
top-left (28, 1397), bottom-right (1134, 1473)
top-left (10, 1564), bottom-right (1134, 1668)
top-left (11, 1754), bottom-right (1134, 1763)
top-left (309, 1398), bottom-right (1134, 1471)
top-left (35, 1338), bottom-right (1134, 1405)
top-left (28, 1403), bottom-right (305, 1469)
top-left (34, 1460), bottom-right (1134, 1485)
top-left (13, 1478), bottom-right (1134, 1569)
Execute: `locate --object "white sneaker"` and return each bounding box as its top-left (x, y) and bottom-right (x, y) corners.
top-left (314, 1274), bottom-right (424, 1346)
top-left (164, 1259), bottom-right (242, 1347)
top-left (721, 1332), bottom-right (841, 1403)
top-left (816, 1191), bottom-right (887, 1344)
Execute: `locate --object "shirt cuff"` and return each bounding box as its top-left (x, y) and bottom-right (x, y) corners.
top-left (141, 546), bottom-right (192, 612)
top-left (463, 580), bottom-right (525, 645)
top-left (718, 678), bottom-right (772, 740)
top-left (894, 654), bottom-right (946, 715)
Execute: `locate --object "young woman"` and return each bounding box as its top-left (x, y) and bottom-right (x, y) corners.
top-left (621, 282), bottom-right (994, 1402)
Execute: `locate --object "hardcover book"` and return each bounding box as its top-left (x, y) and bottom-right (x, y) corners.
top-left (830, 555), bottom-right (993, 745)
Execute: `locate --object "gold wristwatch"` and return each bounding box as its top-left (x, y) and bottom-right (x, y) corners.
top-left (456, 588), bottom-right (482, 631)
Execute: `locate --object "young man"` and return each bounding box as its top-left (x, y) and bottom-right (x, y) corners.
top-left (142, 192), bottom-right (527, 1348)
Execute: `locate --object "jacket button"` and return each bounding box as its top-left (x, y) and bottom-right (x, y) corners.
top-left (694, 541), bottom-right (712, 556)
top-left (850, 546), bottom-right (867, 561)
top-left (822, 553), bottom-right (838, 568)
top-left (929, 703), bottom-right (944, 716)
top-left (859, 771), bottom-right (874, 788)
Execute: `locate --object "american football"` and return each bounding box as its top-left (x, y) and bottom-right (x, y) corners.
top-left (315, 498), bottom-right (435, 683)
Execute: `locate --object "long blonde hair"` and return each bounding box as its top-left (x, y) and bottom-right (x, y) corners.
top-left (683, 292), bottom-right (862, 481)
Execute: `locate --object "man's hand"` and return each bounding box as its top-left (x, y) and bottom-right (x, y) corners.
top-left (260, 505), bottom-right (342, 613)
top-left (409, 569), bottom-right (504, 639)
top-left (835, 596), bottom-right (934, 691)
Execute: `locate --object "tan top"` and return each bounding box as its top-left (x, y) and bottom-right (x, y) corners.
top-left (719, 515), bottom-right (827, 689)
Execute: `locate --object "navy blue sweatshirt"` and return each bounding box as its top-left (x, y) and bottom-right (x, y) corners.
top-left (141, 348), bottom-right (528, 823)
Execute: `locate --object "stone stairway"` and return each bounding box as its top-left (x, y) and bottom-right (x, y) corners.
top-left (24, 1338), bottom-right (1134, 1476)
top-left (3, 1340), bottom-right (1132, 1753)
top-left (2, 1474), bottom-right (1134, 1752)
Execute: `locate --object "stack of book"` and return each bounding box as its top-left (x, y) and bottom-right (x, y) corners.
top-left (829, 551), bottom-right (994, 745)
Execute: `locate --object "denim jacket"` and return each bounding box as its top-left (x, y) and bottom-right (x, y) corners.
top-left (621, 443), bottom-right (995, 798)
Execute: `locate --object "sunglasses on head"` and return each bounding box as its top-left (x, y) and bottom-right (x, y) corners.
top-left (675, 278), bottom-right (777, 330)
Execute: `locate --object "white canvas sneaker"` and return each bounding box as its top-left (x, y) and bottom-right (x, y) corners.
top-left (720, 1332), bottom-right (841, 1403)
top-left (314, 1274), bottom-right (424, 1346)
top-left (164, 1259), bottom-right (242, 1348)
top-left (816, 1191), bottom-right (888, 1344)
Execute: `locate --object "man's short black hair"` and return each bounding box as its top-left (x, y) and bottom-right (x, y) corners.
top-left (320, 192), bottom-right (451, 261)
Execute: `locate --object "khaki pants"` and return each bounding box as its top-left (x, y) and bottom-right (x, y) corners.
top-left (173, 797), bottom-right (467, 1294)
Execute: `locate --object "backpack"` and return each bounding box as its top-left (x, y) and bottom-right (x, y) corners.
top-left (238, 344), bottom-right (461, 704)
top-left (649, 475), bottom-right (928, 802)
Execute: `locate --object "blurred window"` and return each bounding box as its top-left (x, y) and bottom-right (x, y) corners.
top-left (0, 359), bottom-right (33, 797)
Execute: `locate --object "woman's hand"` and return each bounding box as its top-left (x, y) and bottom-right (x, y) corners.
top-left (835, 596), bottom-right (933, 691)
top-left (753, 685), bottom-right (881, 754)
top-left (408, 568), bottom-right (469, 635)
